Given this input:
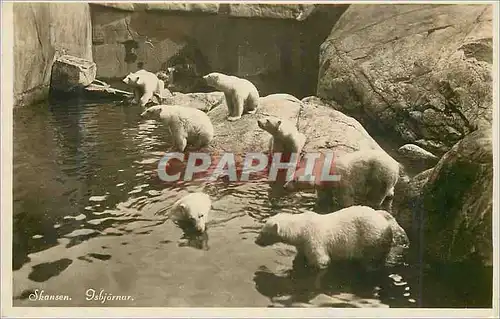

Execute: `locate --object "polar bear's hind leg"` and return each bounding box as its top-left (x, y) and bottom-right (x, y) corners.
top-left (245, 93), bottom-right (259, 114)
top-left (227, 92), bottom-right (244, 121)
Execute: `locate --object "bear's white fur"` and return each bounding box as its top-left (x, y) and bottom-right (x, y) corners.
top-left (123, 69), bottom-right (164, 107)
top-left (255, 206), bottom-right (408, 270)
top-left (140, 105), bottom-right (214, 152)
top-left (163, 192), bottom-right (212, 233)
top-left (257, 117), bottom-right (306, 156)
top-left (286, 149), bottom-right (400, 212)
top-left (325, 150), bottom-right (400, 212)
top-left (203, 72), bottom-right (259, 121)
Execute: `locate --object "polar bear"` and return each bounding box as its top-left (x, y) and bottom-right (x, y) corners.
top-left (255, 206), bottom-right (409, 287)
top-left (156, 192), bottom-right (212, 233)
top-left (257, 117), bottom-right (306, 156)
top-left (203, 72), bottom-right (259, 121)
top-left (323, 150), bottom-right (400, 212)
top-left (285, 149), bottom-right (400, 213)
top-left (123, 69), bottom-right (164, 107)
top-left (140, 105), bottom-right (214, 152)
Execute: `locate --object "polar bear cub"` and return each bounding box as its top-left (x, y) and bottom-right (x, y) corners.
top-left (140, 105), bottom-right (214, 152)
top-left (257, 116), bottom-right (306, 156)
top-left (160, 192), bottom-right (212, 233)
top-left (203, 72), bottom-right (259, 121)
top-left (255, 206), bottom-right (409, 271)
top-left (123, 69), bottom-right (164, 107)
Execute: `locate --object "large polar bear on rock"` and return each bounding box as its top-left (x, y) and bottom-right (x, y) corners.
top-left (255, 206), bottom-right (409, 287)
top-left (286, 149), bottom-right (400, 212)
top-left (203, 72), bottom-right (259, 121)
top-left (123, 69), bottom-right (165, 107)
top-left (322, 150), bottom-right (400, 212)
top-left (140, 105), bottom-right (214, 152)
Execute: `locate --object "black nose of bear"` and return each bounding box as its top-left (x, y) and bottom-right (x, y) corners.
top-left (254, 234), bottom-right (267, 247)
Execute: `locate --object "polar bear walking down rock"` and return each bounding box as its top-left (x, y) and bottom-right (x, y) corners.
top-left (123, 69), bottom-right (165, 107)
top-left (324, 150), bottom-right (400, 212)
top-left (156, 192), bottom-right (212, 233)
top-left (140, 105), bottom-right (214, 152)
top-left (255, 206), bottom-right (409, 288)
top-left (286, 149), bottom-right (400, 213)
top-left (257, 117), bottom-right (306, 156)
top-left (203, 72), bottom-right (259, 121)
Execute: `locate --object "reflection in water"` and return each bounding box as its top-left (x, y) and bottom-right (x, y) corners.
top-left (174, 220), bottom-right (210, 250)
top-left (12, 100), bottom-right (491, 307)
top-left (254, 255), bottom-right (417, 308)
top-left (28, 258), bottom-right (73, 282)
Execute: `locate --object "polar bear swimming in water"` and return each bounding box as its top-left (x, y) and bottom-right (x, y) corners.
top-left (157, 192), bottom-right (212, 233)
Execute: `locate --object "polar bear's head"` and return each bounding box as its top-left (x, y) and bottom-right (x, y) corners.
top-left (257, 117), bottom-right (283, 136)
top-left (122, 72), bottom-right (141, 86)
top-left (255, 215), bottom-right (285, 247)
top-left (140, 105), bottom-right (163, 118)
top-left (202, 72), bottom-right (225, 88)
top-left (170, 197), bottom-right (211, 233)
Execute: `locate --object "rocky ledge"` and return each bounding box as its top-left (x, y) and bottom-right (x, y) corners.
top-left (317, 4), bottom-right (493, 155)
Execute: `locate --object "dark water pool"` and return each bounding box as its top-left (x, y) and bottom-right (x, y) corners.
top-left (12, 100), bottom-right (491, 307)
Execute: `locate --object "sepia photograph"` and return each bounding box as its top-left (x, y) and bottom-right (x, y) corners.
top-left (1, 0), bottom-right (498, 317)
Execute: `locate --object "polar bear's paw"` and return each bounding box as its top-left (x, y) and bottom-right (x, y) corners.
top-left (227, 115), bottom-right (242, 121)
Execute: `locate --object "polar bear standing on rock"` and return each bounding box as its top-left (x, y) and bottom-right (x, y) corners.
top-left (156, 192), bottom-right (212, 233)
top-left (255, 206), bottom-right (409, 287)
top-left (140, 105), bottom-right (214, 152)
top-left (203, 72), bottom-right (259, 121)
top-left (123, 69), bottom-right (164, 107)
top-left (257, 117), bottom-right (306, 156)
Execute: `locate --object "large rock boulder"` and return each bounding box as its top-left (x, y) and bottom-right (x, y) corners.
top-left (298, 97), bottom-right (384, 158)
top-left (49, 55), bottom-right (96, 92)
top-left (394, 127), bottom-right (492, 266)
top-left (13, 3), bottom-right (93, 107)
top-left (317, 4), bottom-right (493, 155)
top-left (422, 127), bottom-right (493, 265)
top-left (162, 92), bottom-right (225, 112)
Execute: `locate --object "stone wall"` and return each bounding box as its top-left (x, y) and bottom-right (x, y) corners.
top-left (13, 3), bottom-right (93, 107)
top-left (90, 3), bottom-right (348, 98)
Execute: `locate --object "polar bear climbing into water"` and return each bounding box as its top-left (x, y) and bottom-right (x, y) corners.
top-left (203, 72), bottom-right (259, 121)
top-left (255, 206), bottom-right (409, 287)
top-left (157, 192), bottom-right (212, 233)
top-left (140, 105), bottom-right (214, 152)
top-left (123, 69), bottom-right (164, 107)
top-left (257, 116), bottom-right (306, 156)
